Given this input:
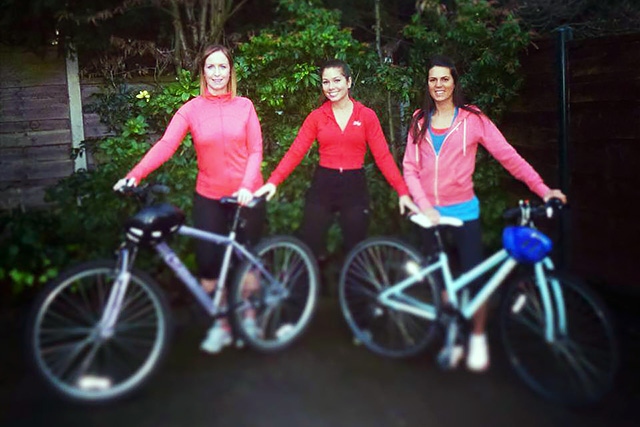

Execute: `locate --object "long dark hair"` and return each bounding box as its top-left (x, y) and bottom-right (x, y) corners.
top-left (318, 59), bottom-right (352, 105)
top-left (409, 55), bottom-right (479, 143)
top-left (198, 44), bottom-right (237, 97)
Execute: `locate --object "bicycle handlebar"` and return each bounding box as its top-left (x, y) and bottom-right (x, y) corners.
top-left (118, 183), bottom-right (267, 209)
top-left (117, 183), bottom-right (170, 205)
top-left (502, 198), bottom-right (566, 223)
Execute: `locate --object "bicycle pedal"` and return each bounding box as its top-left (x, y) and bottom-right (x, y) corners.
top-left (436, 345), bottom-right (464, 370)
top-left (353, 330), bottom-right (372, 346)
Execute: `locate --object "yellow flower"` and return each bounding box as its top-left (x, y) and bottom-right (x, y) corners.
top-left (136, 90), bottom-right (150, 102)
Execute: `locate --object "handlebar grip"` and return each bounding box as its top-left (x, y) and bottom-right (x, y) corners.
top-left (220, 195), bottom-right (266, 208)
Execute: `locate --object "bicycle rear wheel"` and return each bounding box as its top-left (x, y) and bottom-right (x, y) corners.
top-left (338, 237), bottom-right (441, 358)
top-left (27, 260), bottom-right (171, 403)
top-left (500, 272), bottom-right (619, 405)
top-left (230, 236), bottom-right (319, 353)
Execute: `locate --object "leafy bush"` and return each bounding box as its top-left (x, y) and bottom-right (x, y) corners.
top-left (402, 0), bottom-right (530, 246)
top-left (2, 0), bottom-right (531, 296)
top-left (245, 0), bottom-right (530, 249)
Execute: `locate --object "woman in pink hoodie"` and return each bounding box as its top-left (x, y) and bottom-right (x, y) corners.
top-left (402, 55), bottom-right (566, 372)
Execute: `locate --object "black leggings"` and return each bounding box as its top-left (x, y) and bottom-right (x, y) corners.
top-left (420, 218), bottom-right (483, 274)
top-left (192, 193), bottom-right (266, 280)
top-left (298, 166), bottom-right (370, 259)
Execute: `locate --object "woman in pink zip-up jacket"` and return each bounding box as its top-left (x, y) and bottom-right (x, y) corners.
top-left (113, 45), bottom-right (265, 355)
top-left (403, 55), bottom-right (566, 372)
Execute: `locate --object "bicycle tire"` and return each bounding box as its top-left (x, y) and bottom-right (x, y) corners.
top-left (27, 260), bottom-right (172, 403)
top-left (229, 236), bottom-right (319, 353)
top-left (338, 237), bottom-right (441, 358)
top-left (500, 271), bottom-right (619, 405)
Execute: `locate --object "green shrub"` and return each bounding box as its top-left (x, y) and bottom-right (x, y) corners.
top-left (1, 0), bottom-right (531, 297)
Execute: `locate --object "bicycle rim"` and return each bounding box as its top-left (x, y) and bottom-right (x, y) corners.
top-left (231, 236), bottom-right (319, 352)
top-left (339, 237), bottom-right (440, 358)
top-left (500, 273), bottom-right (619, 405)
top-left (29, 261), bottom-right (170, 403)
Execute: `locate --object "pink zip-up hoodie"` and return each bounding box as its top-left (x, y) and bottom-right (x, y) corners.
top-left (402, 107), bottom-right (550, 212)
top-left (127, 93), bottom-right (263, 199)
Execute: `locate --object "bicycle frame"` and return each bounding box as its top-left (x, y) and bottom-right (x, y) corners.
top-left (105, 224), bottom-right (281, 324)
top-left (378, 247), bottom-right (566, 343)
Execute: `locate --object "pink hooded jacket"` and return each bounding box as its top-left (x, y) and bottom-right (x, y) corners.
top-left (402, 107), bottom-right (550, 212)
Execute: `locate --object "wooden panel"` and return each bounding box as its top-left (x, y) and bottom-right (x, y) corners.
top-left (0, 46), bottom-right (66, 88)
top-left (83, 113), bottom-right (111, 139)
top-left (0, 129), bottom-right (71, 148)
top-left (501, 33), bottom-right (640, 291)
top-left (0, 158), bottom-right (73, 181)
top-left (1, 144), bottom-right (70, 162)
top-left (0, 119), bottom-right (69, 133)
top-left (1, 103), bottom-right (70, 122)
top-left (0, 179), bottom-right (60, 210)
top-left (0, 85), bottom-right (68, 102)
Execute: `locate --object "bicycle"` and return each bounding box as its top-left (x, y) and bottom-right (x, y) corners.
top-left (26, 184), bottom-right (320, 403)
top-left (338, 199), bottom-right (619, 405)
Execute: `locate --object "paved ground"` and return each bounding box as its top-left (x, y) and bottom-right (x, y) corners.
top-left (1, 292), bottom-right (639, 427)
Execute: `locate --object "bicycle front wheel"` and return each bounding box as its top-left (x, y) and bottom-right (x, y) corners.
top-left (500, 272), bottom-right (619, 405)
top-left (230, 236), bottom-right (319, 353)
top-left (339, 237), bottom-right (441, 358)
top-left (27, 260), bottom-right (172, 403)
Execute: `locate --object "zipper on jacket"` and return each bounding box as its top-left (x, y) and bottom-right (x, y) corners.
top-left (438, 121), bottom-right (462, 154)
top-left (434, 155), bottom-right (440, 205)
top-left (428, 119), bottom-right (463, 206)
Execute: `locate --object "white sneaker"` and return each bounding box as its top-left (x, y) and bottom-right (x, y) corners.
top-left (200, 324), bottom-right (232, 354)
top-left (466, 333), bottom-right (490, 372)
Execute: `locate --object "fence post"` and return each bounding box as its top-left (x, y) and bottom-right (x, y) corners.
top-left (65, 48), bottom-right (87, 172)
top-left (555, 25), bottom-right (573, 269)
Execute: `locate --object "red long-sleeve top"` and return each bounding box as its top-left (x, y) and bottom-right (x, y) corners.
top-left (126, 93), bottom-right (264, 199)
top-left (267, 99), bottom-right (409, 196)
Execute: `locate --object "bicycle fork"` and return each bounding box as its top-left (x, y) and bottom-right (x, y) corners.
top-left (99, 246), bottom-right (135, 339)
top-left (534, 258), bottom-right (566, 343)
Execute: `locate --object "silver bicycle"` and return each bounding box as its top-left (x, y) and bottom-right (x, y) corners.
top-left (27, 184), bottom-right (319, 403)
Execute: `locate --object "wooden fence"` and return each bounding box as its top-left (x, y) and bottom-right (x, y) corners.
top-left (501, 32), bottom-right (640, 293)
top-left (0, 46), bottom-right (107, 210)
top-left (2, 33), bottom-right (639, 292)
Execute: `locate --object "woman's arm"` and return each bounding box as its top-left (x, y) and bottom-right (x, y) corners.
top-left (402, 117), bottom-right (432, 211)
top-left (363, 109), bottom-right (409, 196)
top-left (266, 113), bottom-right (318, 186)
top-left (477, 114), bottom-right (551, 199)
top-left (240, 102), bottom-right (264, 190)
top-left (127, 112), bottom-right (190, 183)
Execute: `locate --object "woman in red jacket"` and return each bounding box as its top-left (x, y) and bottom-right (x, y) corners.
top-left (403, 55), bottom-right (566, 372)
top-left (113, 44), bottom-right (265, 354)
top-left (256, 59), bottom-right (416, 277)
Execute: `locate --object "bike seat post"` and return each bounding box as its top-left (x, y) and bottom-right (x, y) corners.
top-left (230, 203), bottom-right (243, 235)
top-left (433, 227), bottom-right (446, 253)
